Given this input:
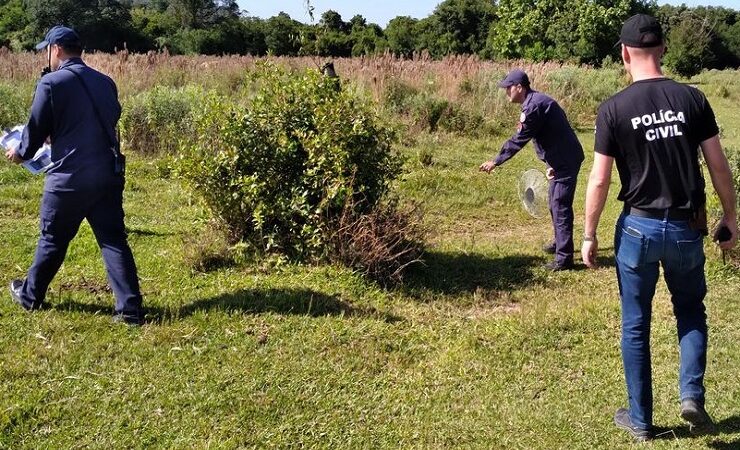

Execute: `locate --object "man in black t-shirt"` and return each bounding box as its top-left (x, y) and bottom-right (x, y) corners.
top-left (582, 14), bottom-right (737, 442)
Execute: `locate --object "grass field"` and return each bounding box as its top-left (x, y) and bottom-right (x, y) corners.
top-left (0, 60), bottom-right (738, 448)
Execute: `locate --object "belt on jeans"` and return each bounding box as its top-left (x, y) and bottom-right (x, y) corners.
top-left (625, 205), bottom-right (693, 221)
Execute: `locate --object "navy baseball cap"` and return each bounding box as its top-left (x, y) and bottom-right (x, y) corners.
top-left (616, 14), bottom-right (663, 48)
top-left (498, 69), bottom-right (530, 88)
top-left (35, 26), bottom-right (81, 50)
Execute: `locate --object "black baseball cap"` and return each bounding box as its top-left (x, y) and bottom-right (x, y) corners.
top-left (498, 69), bottom-right (530, 88)
top-left (616, 14), bottom-right (663, 48)
top-left (35, 26), bottom-right (81, 50)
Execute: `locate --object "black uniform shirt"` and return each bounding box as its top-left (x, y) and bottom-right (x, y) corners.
top-left (595, 78), bottom-right (719, 210)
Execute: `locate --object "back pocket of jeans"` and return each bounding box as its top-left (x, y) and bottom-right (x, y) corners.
top-left (677, 234), bottom-right (705, 272)
top-left (618, 226), bottom-right (647, 269)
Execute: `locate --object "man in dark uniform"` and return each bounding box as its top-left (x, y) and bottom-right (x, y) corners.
top-left (480, 69), bottom-right (584, 270)
top-left (582, 14), bottom-right (737, 441)
top-left (5, 26), bottom-right (144, 325)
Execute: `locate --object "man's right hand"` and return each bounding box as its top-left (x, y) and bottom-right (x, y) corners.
top-left (479, 160), bottom-right (496, 173)
top-left (700, 136), bottom-right (738, 251)
top-left (5, 147), bottom-right (22, 164)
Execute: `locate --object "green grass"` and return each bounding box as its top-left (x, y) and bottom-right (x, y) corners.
top-left (1, 74), bottom-right (739, 449)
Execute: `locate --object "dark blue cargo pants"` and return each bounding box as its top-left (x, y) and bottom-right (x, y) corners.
top-left (548, 173), bottom-right (579, 266)
top-left (19, 181), bottom-right (143, 317)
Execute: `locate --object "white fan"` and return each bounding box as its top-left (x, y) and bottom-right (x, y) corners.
top-left (518, 169), bottom-right (549, 218)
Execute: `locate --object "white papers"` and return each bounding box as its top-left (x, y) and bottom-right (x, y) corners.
top-left (0, 125), bottom-right (53, 175)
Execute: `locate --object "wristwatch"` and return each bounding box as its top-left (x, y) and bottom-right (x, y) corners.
top-left (583, 234), bottom-right (596, 242)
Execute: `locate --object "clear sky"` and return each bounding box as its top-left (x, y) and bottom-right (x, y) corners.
top-left (239, 1), bottom-right (739, 27)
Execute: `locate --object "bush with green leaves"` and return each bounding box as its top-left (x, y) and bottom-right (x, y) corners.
top-left (0, 81), bottom-right (32, 129)
top-left (411, 94), bottom-right (450, 132)
top-left (381, 80), bottom-right (485, 135)
top-left (437, 104), bottom-right (485, 135)
top-left (119, 85), bottom-right (205, 155)
top-left (178, 63), bottom-right (406, 264)
top-left (382, 79), bottom-right (419, 115)
top-left (545, 65), bottom-right (627, 125)
top-left (663, 12), bottom-right (714, 78)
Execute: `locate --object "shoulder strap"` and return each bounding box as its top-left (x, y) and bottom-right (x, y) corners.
top-left (63, 67), bottom-right (120, 154)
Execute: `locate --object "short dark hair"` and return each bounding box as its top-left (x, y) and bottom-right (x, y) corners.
top-left (59, 42), bottom-right (82, 56)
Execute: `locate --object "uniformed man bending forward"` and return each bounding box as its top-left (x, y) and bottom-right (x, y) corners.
top-left (480, 70), bottom-right (585, 271)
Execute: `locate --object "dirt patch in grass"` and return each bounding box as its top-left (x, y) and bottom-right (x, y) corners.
top-left (58, 278), bottom-right (112, 296)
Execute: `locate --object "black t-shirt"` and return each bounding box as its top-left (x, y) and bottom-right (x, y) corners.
top-left (595, 78), bottom-right (719, 210)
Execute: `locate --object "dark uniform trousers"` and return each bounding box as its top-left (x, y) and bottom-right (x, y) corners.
top-left (21, 178), bottom-right (142, 316)
top-left (493, 90), bottom-right (583, 267)
top-left (548, 170), bottom-right (580, 266)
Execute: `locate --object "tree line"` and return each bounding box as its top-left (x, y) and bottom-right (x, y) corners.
top-left (1, 0), bottom-right (739, 76)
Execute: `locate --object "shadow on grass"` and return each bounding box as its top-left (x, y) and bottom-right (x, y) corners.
top-left (176, 289), bottom-right (400, 322)
top-left (715, 414), bottom-right (740, 434)
top-left (53, 288), bottom-right (401, 324)
top-left (400, 250), bottom-right (545, 298)
top-left (709, 439), bottom-right (740, 450)
top-left (595, 254), bottom-right (616, 269)
top-left (653, 414), bottom-right (740, 444)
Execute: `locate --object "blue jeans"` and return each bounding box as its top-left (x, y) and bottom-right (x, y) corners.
top-left (614, 213), bottom-right (707, 429)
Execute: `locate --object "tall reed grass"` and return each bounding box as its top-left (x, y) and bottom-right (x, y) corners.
top-left (0, 51), bottom-right (628, 129)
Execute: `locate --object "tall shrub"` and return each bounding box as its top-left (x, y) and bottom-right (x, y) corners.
top-left (664, 12), bottom-right (714, 78)
top-left (119, 85), bottom-right (204, 155)
top-left (0, 81), bottom-right (32, 129)
top-left (178, 63), bottom-right (404, 261)
top-left (545, 66), bottom-right (627, 125)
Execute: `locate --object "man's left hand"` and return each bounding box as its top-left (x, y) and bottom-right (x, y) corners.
top-left (546, 167), bottom-right (555, 180)
top-left (5, 148), bottom-right (22, 164)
